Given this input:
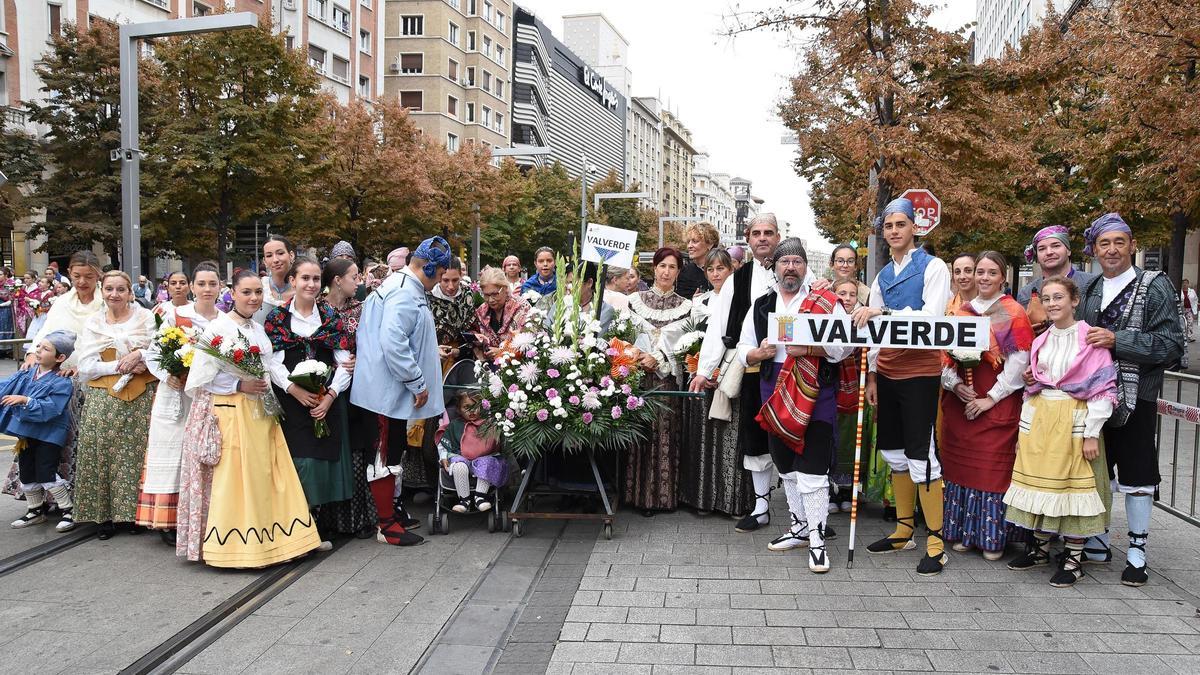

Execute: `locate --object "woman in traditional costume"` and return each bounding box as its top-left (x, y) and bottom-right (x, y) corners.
top-left (155, 271), bottom-right (191, 317)
top-left (475, 267), bottom-right (531, 360)
top-left (183, 269), bottom-right (320, 568)
top-left (946, 253), bottom-right (978, 315)
top-left (625, 248), bottom-right (692, 516)
top-left (678, 248), bottom-right (752, 517)
top-left (0, 267), bottom-right (16, 351)
top-left (73, 271), bottom-right (158, 540)
top-left (136, 263), bottom-right (221, 546)
top-left (1004, 276), bottom-right (1115, 586)
top-left (254, 235), bottom-right (296, 323)
top-left (428, 257), bottom-right (478, 375)
top-left (939, 251), bottom-right (1034, 560)
top-left (264, 257), bottom-right (355, 548)
top-left (14, 271), bottom-right (39, 337)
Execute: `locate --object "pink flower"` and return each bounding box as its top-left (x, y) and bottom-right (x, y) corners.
top-left (600, 376), bottom-right (613, 388)
top-left (508, 384), bottom-right (519, 393)
top-left (536, 409), bottom-right (549, 422)
top-left (481, 399), bottom-right (491, 410)
top-left (606, 347), bottom-right (619, 356)
top-left (568, 395), bottom-right (581, 405)
top-left (546, 388), bottom-right (559, 399)
top-left (582, 412), bottom-right (594, 424)
top-left (618, 366), bottom-right (630, 378)
top-left (621, 384), bottom-right (632, 395)
top-left (626, 395), bottom-right (641, 410)
top-left (547, 369), bottom-right (560, 378)
top-left (611, 406), bottom-right (623, 419)
top-left (525, 349), bottom-right (537, 358)
top-left (505, 409), bottom-right (515, 420)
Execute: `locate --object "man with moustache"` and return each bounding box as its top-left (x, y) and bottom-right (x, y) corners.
top-left (1075, 214), bottom-right (1183, 586)
top-left (738, 238), bottom-right (850, 572)
top-left (1016, 225), bottom-right (1096, 329)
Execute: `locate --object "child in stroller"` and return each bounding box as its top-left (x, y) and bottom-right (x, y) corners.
top-left (437, 390), bottom-right (507, 515)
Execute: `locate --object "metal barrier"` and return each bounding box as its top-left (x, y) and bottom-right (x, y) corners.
top-left (1157, 371), bottom-right (1200, 527)
top-left (0, 338), bottom-right (31, 363)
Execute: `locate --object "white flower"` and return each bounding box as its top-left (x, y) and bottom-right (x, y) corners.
top-left (581, 391), bottom-right (601, 410)
top-left (549, 346), bottom-right (574, 365)
top-left (488, 379), bottom-right (504, 397)
top-left (512, 332), bottom-right (536, 349)
top-left (292, 359), bottom-right (330, 377)
top-left (517, 361), bottom-right (539, 385)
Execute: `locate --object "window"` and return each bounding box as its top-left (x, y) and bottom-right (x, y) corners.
top-left (496, 11), bottom-right (505, 33)
top-left (447, 59), bottom-right (459, 81)
top-left (494, 79), bottom-right (502, 97)
top-left (308, 0), bottom-right (326, 19)
top-left (399, 91), bottom-right (423, 110)
top-left (467, 31), bottom-right (476, 51)
top-left (332, 5), bottom-right (350, 33)
top-left (359, 29), bottom-right (371, 53)
top-left (401, 15), bottom-right (423, 36)
top-left (331, 56), bottom-right (350, 82)
top-left (495, 44), bottom-right (504, 64)
top-left (307, 45), bottom-right (326, 72)
top-left (48, 3), bottom-right (62, 36)
top-left (193, 1), bottom-right (212, 16)
top-left (466, 102), bottom-right (475, 122)
top-left (445, 0), bottom-right (459, 9)
top-left (468, 0), bottom-right (476, 14)
top-left (494, 112), bottom-right (503, 133)
top-left (447, 133), bottom-right (459, 152)
top-left (482, 35), bottom-right (491, 58)
top-left (285, 35), bottom-right (294, 50)
top-left (448, 22), bottom-right (459, 46)
top-left (400, 53), bottom-right (423, 74)
top-left (465, 67), bottom-right (475, 86)
top-left (482, 106), bottom-right (491, 126)
top-left (482, 70), bottom-right (491, 92)
top-left (447, 96), bottom-right (458, 117)
top-left (358, 76), bottom-right (371, 98)
top-left (484, 1), bottom-right (493, 21)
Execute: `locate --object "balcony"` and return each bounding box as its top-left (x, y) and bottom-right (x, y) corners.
top-left (1, 106), bottom-right (28, 126)
top-left (140, 0), bottom-right (169, 9)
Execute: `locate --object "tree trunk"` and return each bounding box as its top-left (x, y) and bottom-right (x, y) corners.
top-left (1169, 209), bottom-right (1189, 289)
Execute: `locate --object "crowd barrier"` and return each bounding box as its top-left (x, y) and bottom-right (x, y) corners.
top-left (1157, 371), bottom-right (1200, 527)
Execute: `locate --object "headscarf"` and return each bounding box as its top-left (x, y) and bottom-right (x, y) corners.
top-left (387, 247), bottom-right (410, 268)
top-left (875, 197), bottom-right (915, 232)
top-left (44, 330), bottom-right (77, 359)
top-left (330, 240), bottom-right (356, 260)
top-left (413, 236), bottom-right (452, 278)
top-left (1083, 213), bottom-right (1133, 257)
top-left (727, 246), bottom-right (745, 263)
top-left (773, 238), bottom-right (808, 263)
top-left (502, 255), bottom-right (520, 270)
top-left (1023, 225), bottom-right (1071, 263)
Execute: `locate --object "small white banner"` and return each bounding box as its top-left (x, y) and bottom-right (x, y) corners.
top-left (582, 223), bottom-right (638, 269)
top-left (766, 314), bottom-right (991, 351)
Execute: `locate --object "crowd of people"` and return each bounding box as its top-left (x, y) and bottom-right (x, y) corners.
top-left (0, 205), bottom-right (1185, 589)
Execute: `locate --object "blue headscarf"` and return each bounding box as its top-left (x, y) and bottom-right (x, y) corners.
top-left (1082, 213), bottom-right (1132, 257)
top-left (875, 197), bottom-right (915, 233)
top-left (414, 236), bottom-right (452, 278)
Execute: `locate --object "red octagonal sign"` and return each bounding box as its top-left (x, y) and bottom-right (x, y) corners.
top-left (901, 188), bottom-right (941, 237)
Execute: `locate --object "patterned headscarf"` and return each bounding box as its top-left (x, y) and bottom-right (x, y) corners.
top-left (330, 241), bottom-right (356, 260)
top-left (1024, 225), bottom-right (1071, 263)
top-left (875, 197), bottom-right (915, 232)
top-left (1083, 213), bottom-right (1132, 257)
top-left (414, 236), bottom-right (452, 278)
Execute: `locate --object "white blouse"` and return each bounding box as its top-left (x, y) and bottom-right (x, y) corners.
top-left (267, 304), bottom-right (353, 395)
top-left (941, 295), bottom-right (1030, 403)
top-left (75, 306), bottom-right (157, 383)
top-left (186, 313), bottom-right (288, 396)
top-left (145, 303), bottom-right (217, 384)
top-left (1035, 323), bottom-right (1114, 438)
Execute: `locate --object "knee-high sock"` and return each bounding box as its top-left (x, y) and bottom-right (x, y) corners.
top-left (21, 485), bottom-right (45, 509)
top-left (917, 479), bottom-right (945, 558)
top-left (450, 462), bottom-right (471, 499)
top-left (889, 471), bottom-right (916, 541)
top-left (780, 476), bottom-right (808, 536)
top-left (1126, 493), bottom-right (1152, 567)
top-left (801, 487), bottom-right (829, 539)
top-left (750, 469), bottom-right (773, 522)
top-left (476, 478), bottom-right (492, 495)
top-left (46, 485), bottom-right (71, 510)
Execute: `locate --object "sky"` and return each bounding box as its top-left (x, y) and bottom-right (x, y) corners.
top-left (515, 0), bottom-right (977, 250)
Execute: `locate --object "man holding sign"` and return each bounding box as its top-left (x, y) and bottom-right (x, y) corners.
top-left (851, 197), bottom-right (953, 576)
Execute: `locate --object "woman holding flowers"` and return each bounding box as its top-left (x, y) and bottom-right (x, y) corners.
top-left (625, 248), bottom-right (692, 516)
top-left (939, 251), bottom-right (1033, 560)
top-left (14, 271), bottom-right (38, 337)
top-left (182, 269), bottom-right (320, 567)
top-left (73, 270), bottom-right (158, 540)
top-left (264, 256), bottom-right (355, 547)
top-left (136, 263), bottom-right (220, 546)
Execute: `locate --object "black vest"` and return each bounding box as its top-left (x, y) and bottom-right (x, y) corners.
top-left (723, 262), bottom-right (758, 349)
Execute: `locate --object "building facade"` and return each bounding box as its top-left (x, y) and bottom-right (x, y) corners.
top-left (626, 96), bottom-right (661, 210)
top-left (660, 108), bottom-right (694, 219)
top-left (510, 6), bottom-right (624, 180)
top-left (692, 154), bottom-right (736, 245)
top-left (973, 0), bottom-right (1072, 63)
top-left (730, 176), bottom-right (763, 244)
top-left (382, 0), bottom-right (511, 151)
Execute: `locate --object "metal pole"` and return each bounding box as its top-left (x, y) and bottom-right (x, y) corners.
top-left (580, 154), bottom-right (588, 245)
top-left (472, 203), bottom-right (481, 278)
top-left (119, 29), bottom-right (141, 280)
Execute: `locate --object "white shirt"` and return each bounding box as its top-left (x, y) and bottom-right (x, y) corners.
top-left (696, 259), bottom-right (778, 378)
top-left (867, 248), bottom-right (952, 372)
top-left (1036, 323), bottom-right (1114, 438)
top-left (269, 303), bottom-right (353, 395)
top-left (940, 294), bottom-right (1030, 402)
top-left (1100, 266), bottom-right (1137, 311)
top-left (738, 286), bottom-right (851, 366)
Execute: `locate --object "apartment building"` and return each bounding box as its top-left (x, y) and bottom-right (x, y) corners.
top-left (693, 154), bottom-right (736, 245)
top-left (660, 107), bottom-right (695, 219)
top-left (382, 0), bottom-right (511, 151)
top-left (626, 97), bottom-right (661, 211)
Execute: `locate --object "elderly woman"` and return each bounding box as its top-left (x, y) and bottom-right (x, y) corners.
top-left (475, 266), bottom-right (531, 360)
top-left (428, 257), bottom-right (478, 373)
top-left (625, 248), bottom-right (693, 516)
top-left (678, 222), bottom-right (720, 299)
top-left (73, 270), bottom-right (158, 540)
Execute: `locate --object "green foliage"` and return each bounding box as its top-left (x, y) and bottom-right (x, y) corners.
top-left (0, 125), bottom-right (45, 229)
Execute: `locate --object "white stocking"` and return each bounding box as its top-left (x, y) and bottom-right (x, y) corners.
top-left (780, 475), bottom-right (808, 537)
top-left (449, 462), bottom-right (471, 499)
top-left (750, 469), bottom-right (773, 523)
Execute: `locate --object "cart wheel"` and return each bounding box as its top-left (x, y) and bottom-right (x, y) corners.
top-left (440, 513), bottom-right (450, 535)
top-left (500, 511), bottom-right (511, 532)
top-left (512, 520), bottom-right (523, 538)
top-left (487, 511), bottom-right (497, 533)
top-left (603, 523), bottom-right (613, 540)
top-left (427, 512), bottom-right (438, 535)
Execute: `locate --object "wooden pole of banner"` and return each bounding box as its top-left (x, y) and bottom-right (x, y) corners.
top-left (846, 347), bottom-right (869, 568)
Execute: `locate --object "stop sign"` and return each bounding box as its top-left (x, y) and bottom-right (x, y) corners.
top-left (901, 189), bottom-right (941, 237)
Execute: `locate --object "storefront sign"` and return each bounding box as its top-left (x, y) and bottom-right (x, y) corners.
top-left (581, 65), bottom-right (619, 112)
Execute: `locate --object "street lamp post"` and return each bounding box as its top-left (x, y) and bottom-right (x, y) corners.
top-left (117, 12), bottom-right (258, 283)
top-left (658, 215), bottom-right (702, 249)
top-left (484, 145), bottom-right (553, 278)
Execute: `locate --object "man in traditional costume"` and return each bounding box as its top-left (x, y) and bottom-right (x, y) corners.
top-left (853, 197), bottom-right (952, 575)
top-left (1077, 213), bottom-right (1183, 586)
top-left (352, 236), bottom-right (453, 546)
top-left (1016, 225), bottom-right (1097, 323)
top-left (739, 238), bottom-right (850, 572)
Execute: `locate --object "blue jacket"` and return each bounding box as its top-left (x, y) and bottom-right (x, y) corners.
top-left (350, 269), bottom-right (445, 420)
top-left (0, 368), bottom-right (74, 447)
top-left (520, 274), bottom-right (556, 297)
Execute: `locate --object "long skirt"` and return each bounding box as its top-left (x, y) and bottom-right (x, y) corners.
top-left (1003, 394), bottom-right (1112, 538)
top-left (135, 386), bottom-right (193, 529)
top-left (202, 393), bottom-right (320, 568)
top-left (624, 378), bottom-right (682, 512)
top-left (74, 384), bottom-right (157, 524)
top-left (943, 480), bottom-right (1010, 552)
top-left (177, 391), bottom-right (217, 562)
top-left (677, 393), bottom-right (752, 516)
top-left (316, 448), bottom-right (378, 536)
top-left (0, 304), bottom-right (13, 343)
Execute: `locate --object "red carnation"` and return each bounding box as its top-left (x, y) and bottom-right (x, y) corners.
top-left (210, 335), bottom-right (223, 347)
top-left (233, 349), bottom-right (245, 363)
top-left (248, 345), bottom-right (261, 355)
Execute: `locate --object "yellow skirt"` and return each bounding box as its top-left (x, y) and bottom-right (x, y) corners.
top-left (202, 393), bottom-right (321, 568)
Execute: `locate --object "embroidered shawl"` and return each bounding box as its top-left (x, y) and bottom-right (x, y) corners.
top-left (1026, 321), bottom-right (1118, 404)
top-left (475, 295), bottom-right (530, 349)
top-left (263, 298), bottom-right (354, 359)
top-left (945, 294), bottom-right (1034, 370)
top-left (428, 288), bottom-right (478, 345)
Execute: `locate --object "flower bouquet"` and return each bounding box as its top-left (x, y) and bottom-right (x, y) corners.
top-left (949, 348), bottom-right (982, 390)
top-left (673, 324), bottom-right (706, 375)
top-left (474, 254), bottom-right (661, 460)
top-left (194, 329), bottom-right (284, 418)
top-left (288, 359), bottom-right (333, 438)
top-left (151, 323), bottom-right (196, 421)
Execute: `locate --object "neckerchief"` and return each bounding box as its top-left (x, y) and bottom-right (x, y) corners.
top-left (263, 298), bottom-right (353, 359)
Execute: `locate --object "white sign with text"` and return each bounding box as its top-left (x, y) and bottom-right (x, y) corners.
top-left (582, 223), bottom-right (638, 269)
top-left (766, 314), bottom-right (991, 351)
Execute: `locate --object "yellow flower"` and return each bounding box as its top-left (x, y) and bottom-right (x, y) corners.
top-left (182, 350), bottom-right (194, 368)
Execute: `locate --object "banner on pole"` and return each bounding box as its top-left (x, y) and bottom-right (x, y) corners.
top-left (582, 223), bottom-right (638, 269)
top-left (766, 314), bottom-right (990, 351)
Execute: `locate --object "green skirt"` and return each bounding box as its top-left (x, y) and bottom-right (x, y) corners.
top-left (292, 409), bottom-right (353, 508)
top-left (74, 383), bottom-right (157, 523)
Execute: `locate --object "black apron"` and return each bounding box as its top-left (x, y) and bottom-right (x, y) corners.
top-left (272, 343), bottom-right (345, 461)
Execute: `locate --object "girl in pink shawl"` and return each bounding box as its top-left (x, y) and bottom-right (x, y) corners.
top-left (1003, 276), bottom-right (1116, 588)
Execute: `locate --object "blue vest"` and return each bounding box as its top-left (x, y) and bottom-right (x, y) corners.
top-left (878, 247), bottom-right (934, 311)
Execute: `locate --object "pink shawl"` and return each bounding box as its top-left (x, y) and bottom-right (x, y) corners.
top-left (1026, 320), bottom-right (1118, 404)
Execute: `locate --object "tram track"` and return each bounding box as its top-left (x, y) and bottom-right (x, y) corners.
top-left (0, 523), bottom-right (98, 578)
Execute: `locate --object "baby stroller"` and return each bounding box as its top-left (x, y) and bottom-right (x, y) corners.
top-left (427, 359), bottom-right (511, 535)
